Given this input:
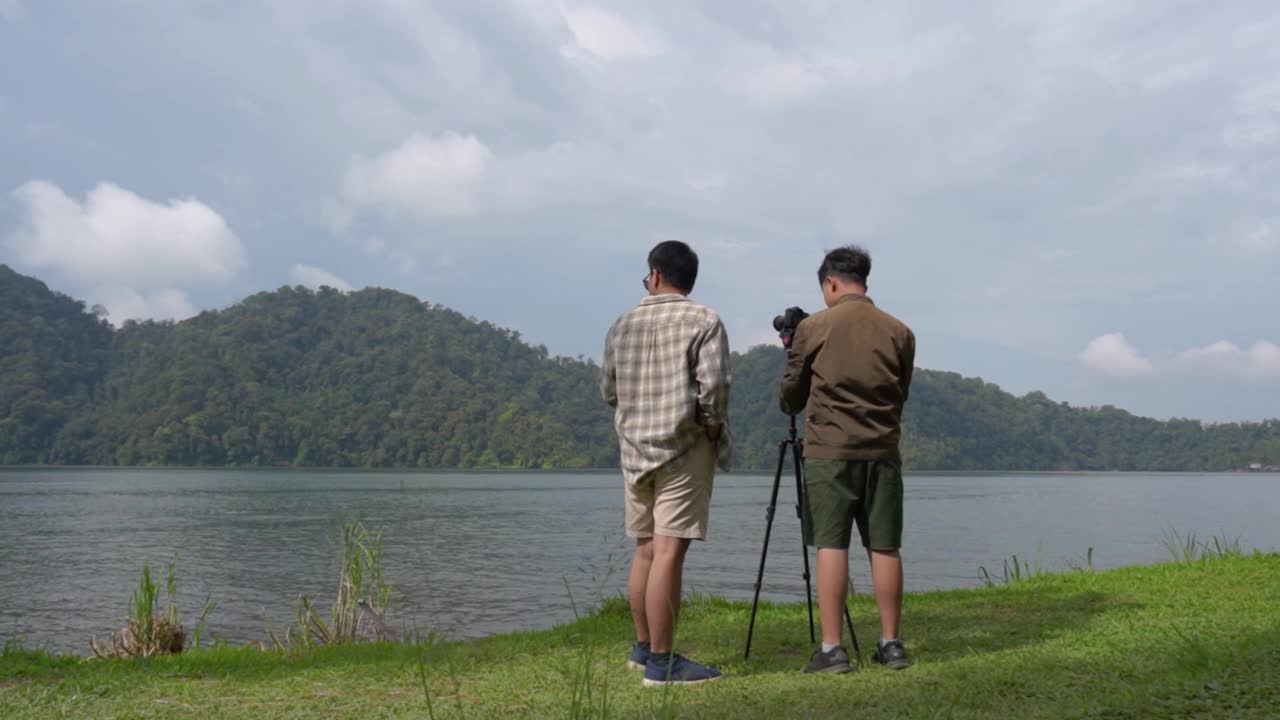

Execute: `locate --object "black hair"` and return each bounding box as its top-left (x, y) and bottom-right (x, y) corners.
top-left (648, 240), bottom-right (699, 292)
top-left (817, 245), bottom-right (871, 287)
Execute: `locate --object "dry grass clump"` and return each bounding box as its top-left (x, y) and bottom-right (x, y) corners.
top-left (90, 614), bottom-right (185, 658)
top-left (91, 562), bottom-right (185, 659)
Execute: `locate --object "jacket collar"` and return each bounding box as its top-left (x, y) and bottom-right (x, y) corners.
top-left (835, 293), bottom-right (874, 307)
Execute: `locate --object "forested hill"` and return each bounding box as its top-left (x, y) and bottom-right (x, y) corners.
top-left (732, 349), bottom-right (1280, 471)
top-left (3, 264), bottom-right (1279, 471)
top-left (0, 265), bottom-right (615, 468)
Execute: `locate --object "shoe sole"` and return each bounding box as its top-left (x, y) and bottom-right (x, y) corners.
top-left (626, 660), bottom-right (646, 671)
top-left (804, 664), bottom-right (852, 674)
top-left (642, 675), bottom-right (722, 687)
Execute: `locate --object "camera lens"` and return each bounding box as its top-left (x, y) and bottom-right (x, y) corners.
top-left (773, 315), bottom-right (786, 332)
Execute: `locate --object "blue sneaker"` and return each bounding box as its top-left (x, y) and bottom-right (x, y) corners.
top-left (627, 641), bottom-right (650, 670)
top-left (642, 653), bottom-right (723, 687)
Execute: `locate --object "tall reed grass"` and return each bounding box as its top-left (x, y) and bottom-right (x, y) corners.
top-left (1159, 527), bottom-right (1244, 564)
top-left (91, 561), bottom-right (186, 658)
top-left (978, 546), bottom-right (1045, 587)
top-left (271, 519), bottom-right (392, 650)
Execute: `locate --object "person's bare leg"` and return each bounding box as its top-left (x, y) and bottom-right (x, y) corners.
top-left (867, 549), bottom-right (903, 640)
top-left (645, 534), bottom-right (691, 653)
top-left (816, 548), bottom-right (849, 646)
top-left (629, 538), bottom-right (654, 643)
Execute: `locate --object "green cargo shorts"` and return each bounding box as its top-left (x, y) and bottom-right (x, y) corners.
top-left (801, 458), bottom-right (903, 551)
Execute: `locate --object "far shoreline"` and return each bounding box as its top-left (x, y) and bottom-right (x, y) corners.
top-left (3, 464), bottom-right (1279, 476)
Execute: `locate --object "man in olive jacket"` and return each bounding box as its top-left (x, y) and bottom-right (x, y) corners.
top-left (780, 245), bottom-right (915, 673)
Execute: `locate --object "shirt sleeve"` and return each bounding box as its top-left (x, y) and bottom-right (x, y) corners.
top-left (779, 319), bottom-right (815, 416)
top-left (600, 322), bottom-right (619, 408)
top-left (899, 328), bottom-right (916, 403)
top-left (694, 318), bottom-right (732, 427)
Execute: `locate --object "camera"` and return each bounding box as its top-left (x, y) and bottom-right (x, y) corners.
top-left (772, 307), bottom-right (809, 348)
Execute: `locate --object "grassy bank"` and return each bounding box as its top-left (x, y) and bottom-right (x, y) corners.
top-left (3, 554), bottom-right (1278, 719)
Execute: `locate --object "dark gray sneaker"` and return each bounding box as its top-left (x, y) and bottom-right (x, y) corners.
top-left (627, 641), bottom-right (650, 670)
top-left (872, 640), bottom-right (910, 670)
top-left (642, 653), bottom-right (723, 687)
top-left (803, 646), bottom-right (852, 674)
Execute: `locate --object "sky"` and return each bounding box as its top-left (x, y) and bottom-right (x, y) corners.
top-left (1, 1), bottom-right (1278, 422)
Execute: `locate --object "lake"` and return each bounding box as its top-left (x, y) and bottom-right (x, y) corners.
top-left (1, 469), bottom-right (1277, 655)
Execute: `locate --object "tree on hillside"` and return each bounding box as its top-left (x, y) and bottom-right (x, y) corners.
top-left (0, 265), bottom-right (113, 463)
top-left (2, 265), bottom-right (1278, 471)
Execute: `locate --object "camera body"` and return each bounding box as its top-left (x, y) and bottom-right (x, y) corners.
top-left (773, 307), bottom-right (809, 348)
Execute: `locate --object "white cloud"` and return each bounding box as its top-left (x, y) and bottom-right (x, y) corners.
top-left (727, 56), bottom-right (834, 105)
top-left (342, 132), bottom-right (495, 221)
top-left (97, 287), bottom-right (198, 326)
top-left (289, 263), bottom-right (353, 292)
top-left (686, 172), bottom-right (728, 193)
top-left (6, 181), bottom-right (247, 288)
top-left (362, 236), bottom-right (418, 274)
top-left (339, 134), bottom-right (622, 226)
top-left (1223, 77), bottom-right (1280, 149)
top-left (1181, 340), bottom-right (1280, 378)
top-left (0, 0), bottom-right (22, 22)
top-left (1253, 342), bottom-right (1280, 377)
top-left (1235, 221), bottom-right (1278, 255)
top-left (722, 24), bottom-right (960, 105)
top-left (1080, 333), bottom-right (1154, 377)
top-left (559, 6), bottom-right (664, 61)
top-left (1180, 340), bottom-right (1241, 363)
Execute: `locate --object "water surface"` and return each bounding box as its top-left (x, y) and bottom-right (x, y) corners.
top-left (1, 469), bottom-right (1276, 654)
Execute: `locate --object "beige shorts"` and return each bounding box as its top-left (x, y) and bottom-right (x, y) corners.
top-left (625, 435), bottom-right (717, 540)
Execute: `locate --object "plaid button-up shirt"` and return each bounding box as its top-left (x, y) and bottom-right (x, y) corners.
top-left (601, 294), bottom-right (733, 484)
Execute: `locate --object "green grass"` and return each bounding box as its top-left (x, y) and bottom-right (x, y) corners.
top-left (3, 554), bottom-right (1279, 719)
top-left (978, 545), bottom-right (1047, 587)
top-left (1159, 526), bottom-right (1246, 564)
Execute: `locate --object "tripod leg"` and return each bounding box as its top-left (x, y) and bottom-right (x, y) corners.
top-left (744, 440), bottom-right (788, 660)
top-left (844, 603), bottom-right (862, 662)
top-left (791, 443), bottom-right (815, 644)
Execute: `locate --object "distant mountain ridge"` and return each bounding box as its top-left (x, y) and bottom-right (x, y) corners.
top-left (3, 264), bottom-right (1278, 471)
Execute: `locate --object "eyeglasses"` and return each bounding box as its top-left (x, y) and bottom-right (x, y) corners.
top-left (642, 269), bottom-right (653, 291)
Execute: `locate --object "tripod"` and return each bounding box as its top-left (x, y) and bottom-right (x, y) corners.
top-left (743, 415), bottom-right (861, 661)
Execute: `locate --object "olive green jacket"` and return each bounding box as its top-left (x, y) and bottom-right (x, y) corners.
top-left (780, 294), bottom-right (915, 461)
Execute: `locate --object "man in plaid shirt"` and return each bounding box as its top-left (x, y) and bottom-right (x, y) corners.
top-left (601, 241), bottom-right (731, 686)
